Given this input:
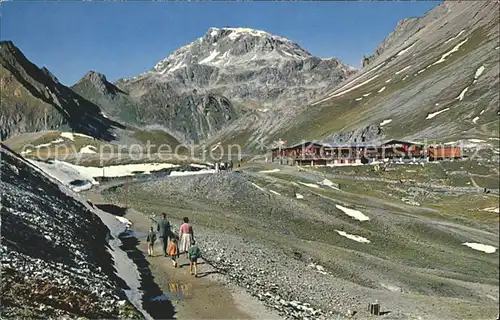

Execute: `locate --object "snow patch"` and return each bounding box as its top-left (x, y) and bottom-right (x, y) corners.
top-left (250, 182), bottom-right (266, 192)
top-left (396, 43), bottom-right (415, 56)
top-left (190, 164), bottom-right (208, 169)
top-left (480, 109), bottom-right (485, 115)
top-left (210, 142), bottom-right (222, 152)
top-left (60, 132), bottom-right (91, 141)
top-left (170, 170), bottom-right (214, 177)
top-left (335, 230), bottom-right (371, 243)
top-left (20, 149), bottom-right (33, 156)
top-left (444, 30), bottom-right (466, 44)
top-left (298, 181), bottom-right (321, 189)
top-left (116, 216), bottom-right (132, 228)
top-left (433, 38), bottom-right (469, 65)
top-left (462, 243), bottom-right (497, 254)
top-left (474, 65), bottom-right (485, 79)
top-left (36, 142), bottom-right (54, 148)
top-left (335, 204), bottom-right (370, 222)
top-left (362, 93), bottom-right (371, 97)
top-left (355, 97), bottom-right (363, 101)
top-left (426, 108), bottom-right (450, 119)
top-left (317, 62), bottom-right (386, 102)
top-left (199, 50), bottom-right (220, 64)
top-left (29, 160), bottom-right (180, 188)
top-left (74, 133), bottom-right (94, 139)
top-left (79, 145), bottom-right (97, 154)
top-left (257, 108), bottom-right (269, 113)
top-left (482, 207), bottom-right (499, 214)
top-left (385, 79), bottom-right (392, 83)
top-left (472, 117), bottom-right (479, 124)
top-left (329, 75), bottom-right (380, 98)
top-left (380, 119), bottom-right (392, 126)
top-left (395, 65), bottom-right (412, 75)
top-left (377, 86), bottom-right (386, 93)
top-left (295, 193), bottom-right (304, 199)
top-left (319, 179), bottom-right (339, 190)
top-left (307, 263), bottom-right (329, 275)
top-left (269, 190), bottom-right (281, 196)
top-left (260, 169), bottom-right (280, 173)
top-left (456, 87), bottom-right (469, 101)
top-left (167, 60), bottom-right (186, 73)
top-left (468, 139), bottom-right (485, 143)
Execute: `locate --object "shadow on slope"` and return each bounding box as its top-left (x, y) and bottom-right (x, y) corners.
top-left (95, 202), bottom-right (176, 319)
top-left (96, 204), bottom-right (127, 217)
top-left (118, 232), bottom-right (176, 320)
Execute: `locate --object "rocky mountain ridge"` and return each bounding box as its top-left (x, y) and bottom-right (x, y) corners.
top-left (0, 41), bottom-right (125, 141)
top-left (260, 0), bottom-right (500, 147)
top-left (119, 27), bottom-right (355, 109)
top-left (73, 27), bottom-right (356, 143)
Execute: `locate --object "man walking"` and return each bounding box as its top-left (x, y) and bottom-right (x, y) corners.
top-left (157, 213), bottom-right (171, 257)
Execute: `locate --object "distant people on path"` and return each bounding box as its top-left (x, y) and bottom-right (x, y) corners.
top-left (179, 217), bottom-right (195, 257)
top-left (146, 226), bottom-right (157, 257)
top-left (168, 238), bottom-right (179, 268)
top-left (187, 241), bottom-right (202, 277)
top-left (157, 213), bottom-right (171, 257)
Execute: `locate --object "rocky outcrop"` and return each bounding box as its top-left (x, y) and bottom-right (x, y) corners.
top-left (0, 144), bottom-right (141, 318)
top-left (0, 41), bottom-right (125, 140)
top-left (361, 55), bottom-right (371, 68)
top-left (323, 124), bottom-right (383, 144)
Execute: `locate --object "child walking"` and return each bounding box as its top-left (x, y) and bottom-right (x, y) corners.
top-left (187, 241), bottom-right (202, 277)
top-left (167, 238), bottom-right (179, 268)
top-left (146, 226), bottom-right (157, 257)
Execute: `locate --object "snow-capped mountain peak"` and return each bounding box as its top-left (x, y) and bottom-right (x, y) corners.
top-left (150, 27), bottom-right (314, 76)
top-left (207, 27), bottom-right (292, 43)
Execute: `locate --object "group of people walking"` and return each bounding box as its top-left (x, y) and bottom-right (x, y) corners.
top-left (214, 158), bottom-right (243, 173)
top-left (214, 159), bottom-right (233, 173)
top-left (146, 213), bottom-right (202, 277)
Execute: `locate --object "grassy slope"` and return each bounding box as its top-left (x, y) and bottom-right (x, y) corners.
top-left (267, 26), bottom-right (497, 145)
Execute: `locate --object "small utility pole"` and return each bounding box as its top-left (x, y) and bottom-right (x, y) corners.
top-left (124, 181), bottom-right (129, 209)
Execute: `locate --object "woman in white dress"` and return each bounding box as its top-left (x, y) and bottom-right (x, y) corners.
top-left (178, 217), bottom-right (194, 257)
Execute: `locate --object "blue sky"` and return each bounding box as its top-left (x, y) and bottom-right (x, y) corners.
top-left (2, 1), bottom-right (441, 86)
